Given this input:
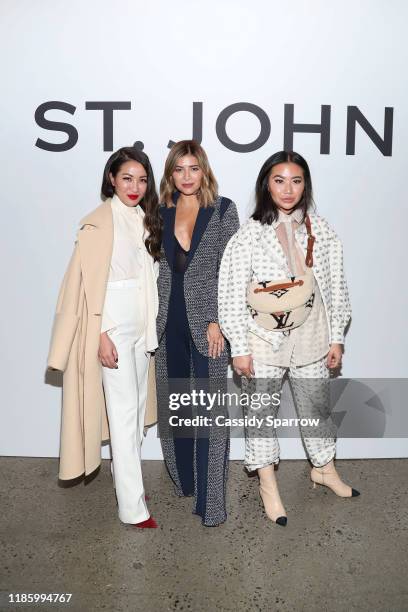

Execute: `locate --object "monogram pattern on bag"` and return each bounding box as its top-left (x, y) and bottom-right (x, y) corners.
top-left (269, 288), bottom-right (289, 298)
top-left (271, 311), bottom-right (293, 329)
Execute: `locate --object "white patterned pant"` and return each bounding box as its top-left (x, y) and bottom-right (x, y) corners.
top-left (244, 357), bottom-right (336, 470)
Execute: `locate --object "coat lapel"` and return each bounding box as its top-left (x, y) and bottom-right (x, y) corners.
top-left (161, 193), bottom-right (215, 269)
top-left (78, 200), bottom-right (113, 314)
top-left (186, 204), bottom-right (214, 268)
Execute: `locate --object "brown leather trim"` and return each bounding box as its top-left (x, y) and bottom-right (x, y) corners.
top-left (254, 279), bottom-right (304, 293)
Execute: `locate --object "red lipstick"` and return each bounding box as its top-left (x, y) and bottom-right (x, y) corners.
top-left (128, 194), bottom-right (139, 201)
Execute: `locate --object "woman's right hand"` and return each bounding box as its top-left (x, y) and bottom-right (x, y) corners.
top-left (232, 355), bottom-right (255, 379)
top-left (98, 332), bottom-right (118, 369)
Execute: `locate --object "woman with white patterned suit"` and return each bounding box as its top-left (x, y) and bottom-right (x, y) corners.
top-left (218, 151), bottom-right (360, 527)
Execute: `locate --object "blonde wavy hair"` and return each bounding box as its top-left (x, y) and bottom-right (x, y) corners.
top-left (160, 140), bottom-right (218, 207)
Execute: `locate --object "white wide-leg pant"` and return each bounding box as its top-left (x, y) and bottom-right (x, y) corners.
top-left (244, 357), bottom-right (336, 470)
top-left (101, 279), bottom-right (150, 524)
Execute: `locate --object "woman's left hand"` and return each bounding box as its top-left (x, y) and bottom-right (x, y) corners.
top-left (207, 322), bottom-right (225, 359)
top-left (327, 343), bottom-right (343, 369)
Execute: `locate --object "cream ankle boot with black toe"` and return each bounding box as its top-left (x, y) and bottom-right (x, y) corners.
top-left (310, 459), bottom-right (360, 498)
top-left (258, 465), bottom-right (287, 526)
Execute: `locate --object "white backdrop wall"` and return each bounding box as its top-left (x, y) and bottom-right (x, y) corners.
top-left (1, 0), bottom-right (407, 461)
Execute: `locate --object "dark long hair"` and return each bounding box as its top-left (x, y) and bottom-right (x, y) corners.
top-left (252, 151), bottom-right (314, 225)
top-left (101, 147), bottom-right (162, 261)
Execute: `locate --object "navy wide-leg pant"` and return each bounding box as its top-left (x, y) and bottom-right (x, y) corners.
top-left (157, 271), bottom-right (229, 526)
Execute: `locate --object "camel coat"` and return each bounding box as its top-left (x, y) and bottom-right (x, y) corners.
top-left (47, 199), bottom-right (158, 481)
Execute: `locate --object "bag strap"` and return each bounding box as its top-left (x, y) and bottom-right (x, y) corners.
top-left (304, 215), bottom-right (315, 267)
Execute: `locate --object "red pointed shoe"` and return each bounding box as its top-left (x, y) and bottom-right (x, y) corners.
top-left (134, 516), bottom-right (158, 529)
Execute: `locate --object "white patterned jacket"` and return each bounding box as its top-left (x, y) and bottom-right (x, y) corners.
top-left (218, 213), bottom-right (351, 357)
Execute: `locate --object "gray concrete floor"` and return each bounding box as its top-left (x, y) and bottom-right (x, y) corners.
top-left (0, 458), bottom-right (407, 612)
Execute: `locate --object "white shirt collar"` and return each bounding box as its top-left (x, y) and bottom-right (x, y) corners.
top-left (112, 193), bottom-right (143, 217)
top-left (272, 207), bottom-right (303, 228)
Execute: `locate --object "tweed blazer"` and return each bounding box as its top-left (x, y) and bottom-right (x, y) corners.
top-left (157, 195), bottom-right (240, 355)
top-left (218, 213), bottom-right (351, 357)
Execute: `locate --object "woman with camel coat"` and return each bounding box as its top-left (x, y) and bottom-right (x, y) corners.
top-left (47, 146), bottom-right (162, 528)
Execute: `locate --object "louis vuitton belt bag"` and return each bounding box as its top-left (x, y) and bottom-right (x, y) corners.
top-left (246, 215), bottom-right (316, 332)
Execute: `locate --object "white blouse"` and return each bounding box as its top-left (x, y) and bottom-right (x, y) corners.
top-left (273, 208), bottom-right (306, 277)
top-left (108, 193), bottom-right (145, 281)
top-left (101, 195), bottom-right (159, 352)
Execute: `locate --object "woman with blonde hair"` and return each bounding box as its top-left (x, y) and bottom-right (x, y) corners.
top-left (156, 140), bottom-right (240, 526)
